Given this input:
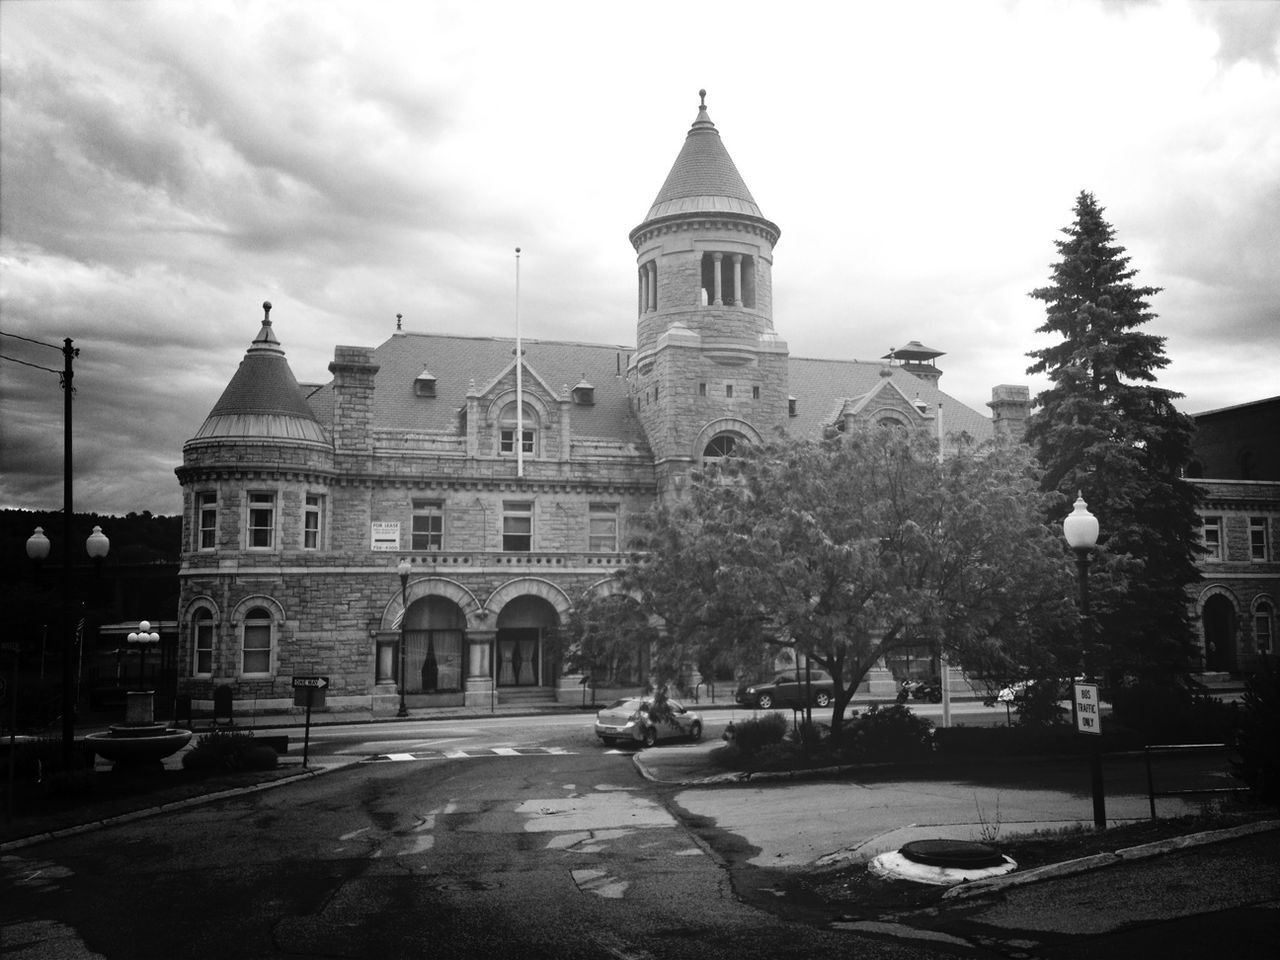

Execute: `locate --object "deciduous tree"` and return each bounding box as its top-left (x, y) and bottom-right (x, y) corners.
top-left (623, 424), bottom-right (1075, 740)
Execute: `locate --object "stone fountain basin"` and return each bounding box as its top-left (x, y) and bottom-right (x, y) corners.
top-left (85, 726), bottom-right (193, 764)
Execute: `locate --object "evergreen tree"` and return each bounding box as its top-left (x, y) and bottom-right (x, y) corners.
top-left (1026, 191), bottom-right (1202, 682)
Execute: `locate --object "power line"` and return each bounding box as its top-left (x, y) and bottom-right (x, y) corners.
top-left (0, 329), bottom-right (62, 352)
top-left (0, 352), bottom-right (61, 375)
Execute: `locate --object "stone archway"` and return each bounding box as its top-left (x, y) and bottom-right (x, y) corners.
top-left (495, 595), bottom-right (561, 689)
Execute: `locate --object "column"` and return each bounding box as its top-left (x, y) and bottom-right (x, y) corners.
top-left (648, 261), bottom-right (657, 311)
top-left (732, 254), bottom-right (743, 307)
top-left (465, 628), bottom-right (496, 708)
top-left (638, 264), bottom-right (648, 315)
top-left (712, 253), bottom-right (723, 306)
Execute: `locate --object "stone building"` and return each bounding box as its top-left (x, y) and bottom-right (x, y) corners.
top-left (1188, 397), bottom-right (1280, 673)
top-left (174, 93), bottom-right (1028, 714)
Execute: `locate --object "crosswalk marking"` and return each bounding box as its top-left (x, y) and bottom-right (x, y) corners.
top-left (363, 746), bottom-right (576, 763)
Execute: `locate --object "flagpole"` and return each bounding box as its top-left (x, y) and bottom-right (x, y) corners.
top-left (515, 246), bottom-right (523, 478)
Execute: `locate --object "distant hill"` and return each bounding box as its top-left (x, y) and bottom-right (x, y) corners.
top-left (1, 508), bottom-right (181, 578)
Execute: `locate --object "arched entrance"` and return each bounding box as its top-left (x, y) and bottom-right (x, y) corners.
top-left (496, 596), bottom-right (559, 688)
top-left (404, 596), bottom-right (466, 693)
top-left (1202, 594), bottom-right (1237, 672)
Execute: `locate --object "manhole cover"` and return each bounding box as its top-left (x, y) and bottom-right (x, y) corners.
top-left (899, 839), bottom-right (1005, 869)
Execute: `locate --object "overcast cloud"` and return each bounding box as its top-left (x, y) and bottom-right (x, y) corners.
top-left (2, 0), bottom-right (1277, 517)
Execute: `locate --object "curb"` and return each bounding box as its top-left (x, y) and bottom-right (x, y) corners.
top-left (0, 759), bottom-right (361, 853)
top-left (940, 819), bottom-right (1280, 899)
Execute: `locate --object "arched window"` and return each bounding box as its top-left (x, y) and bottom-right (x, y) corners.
top-left (242, 606), bottom-right (274, 676)
top-left (703, 434), bottom-right (738, 458)
top-left (193, 608), bottom-right (214, 677)
top-left (498, 401), bottom-right (538, 458)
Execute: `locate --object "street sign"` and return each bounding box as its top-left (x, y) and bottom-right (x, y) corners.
top-left (292, 676), bottom-right (329, 689)
top-left (1073, 682), bottom-right (1102, 735)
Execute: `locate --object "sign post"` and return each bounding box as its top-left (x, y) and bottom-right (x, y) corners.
top-left (292, 676), bottom-right (329, 767)
top-left (1073, 681), bottom-right (1106, 829)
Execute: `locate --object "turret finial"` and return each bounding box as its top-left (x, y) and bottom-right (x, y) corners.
top-left (699, 88), bottom-right (706, 107)
top-left (263, 301), bottom-right (272, 323)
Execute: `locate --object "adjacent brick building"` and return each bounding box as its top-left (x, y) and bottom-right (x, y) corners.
top-left (173, 92), bottom-right (1032, 714)
top-left (1188, 397), bottom-right (1280, 673)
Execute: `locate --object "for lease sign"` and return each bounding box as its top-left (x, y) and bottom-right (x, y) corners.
top-left (1073, 682), bottom-right (1102, 735)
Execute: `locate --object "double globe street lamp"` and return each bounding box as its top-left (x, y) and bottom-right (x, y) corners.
top-left (25, 524), bottom-right (110, 764)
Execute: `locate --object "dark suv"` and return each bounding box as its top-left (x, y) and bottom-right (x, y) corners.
top-left (737, 671), bottom-right (835, 709)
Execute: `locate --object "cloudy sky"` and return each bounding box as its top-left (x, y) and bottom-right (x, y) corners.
top-left (2, 0), bottom-right (1277, 518)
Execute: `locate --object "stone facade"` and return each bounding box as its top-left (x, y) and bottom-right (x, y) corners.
top-left (174, 94), bottom-right (1025, 715)
top-left (1188, 397), bottom-right (1280, 674)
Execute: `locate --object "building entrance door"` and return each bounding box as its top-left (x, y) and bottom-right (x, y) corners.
top-left (497, 628), bottom-right (540, 686)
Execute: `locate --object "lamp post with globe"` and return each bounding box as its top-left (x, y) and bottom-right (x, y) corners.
top-left (1063, 492), bottom-right (1106, 830)
top-left (25, 523), bottom-right (110, 765)
top-left (397, 558), bottom-right (412, 718)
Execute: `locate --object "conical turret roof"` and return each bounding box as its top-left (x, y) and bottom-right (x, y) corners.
top-left (641, 90), bottom-right (770, 223)
top-left (191, 302), bottom-right (328, 444)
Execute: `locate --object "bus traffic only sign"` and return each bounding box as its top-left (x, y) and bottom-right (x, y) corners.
top-left (1073, 682), bottom-right (1101, 735)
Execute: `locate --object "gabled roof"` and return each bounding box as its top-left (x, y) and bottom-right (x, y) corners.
top-left (787, 357), bottom-right (994, 444)
top-left (342, 332), bottom-right (647, 444)
top-left (192, 304), bottom-right (328, 445)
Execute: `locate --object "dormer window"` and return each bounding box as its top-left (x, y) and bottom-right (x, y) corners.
top-left (572, 378), bottom-right (595, 405)
top-left (415, 366), bottom-right (437, 398)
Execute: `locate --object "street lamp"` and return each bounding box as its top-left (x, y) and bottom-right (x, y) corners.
top-left (397, 558), bottom-right (412, 718)
top-left (1063, 492), bottom-right (1106, 830)
top-left (127, 620), bottom-right (161, 688)
top-left (25, 523), bottom-right (110, 765)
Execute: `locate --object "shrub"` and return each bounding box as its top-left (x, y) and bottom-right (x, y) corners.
top-left (240, 745), bottom-right (279, 771)
top-left (182, 728), bottom-right (259, 772)
top-left (723, 712), bottom-right (788, 757)
top-left (1232, 661), bottom-right (1280, 805)
top-left (845, 704), bottom-right (934, 760)
top-left (1110, 681), bottom-right (1239, 744)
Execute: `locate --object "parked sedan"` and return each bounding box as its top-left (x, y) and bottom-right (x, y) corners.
top-left (737, 671), bottom-right (835, 710)
top-left (594, 698), bottom-right (703, 748)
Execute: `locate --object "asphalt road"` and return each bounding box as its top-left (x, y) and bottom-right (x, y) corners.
top-left (3, 738), bottom-right (954, 960)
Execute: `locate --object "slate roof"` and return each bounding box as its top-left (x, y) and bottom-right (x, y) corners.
top-left (641, 92), bottom-right (772, 226)
top-left (358, 332), bottom-right (647, 444)
top-left (192, 309), bottom-right (328, 444)
top-left (787, 356), bottom-right (994, 445)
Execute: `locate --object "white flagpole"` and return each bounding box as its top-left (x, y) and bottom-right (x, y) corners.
top-left (515, 247), bottom-right (523, 478)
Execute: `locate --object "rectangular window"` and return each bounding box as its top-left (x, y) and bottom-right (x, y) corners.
top-left (243, 621), bottom-right (272, 674)
top-left (304, 494), bottom-right (324, 550)
top-left (412, 499), bottom-right (444, 551)
top-left (1256, 610), bottom-right (1273, 653)
top-left (1203, 515), bottom-right (1223, 561)
top-left (1250, 517), bottom-right (1269, 561)
top-left (699, 383), bottom-right (707, 397)
top-left (725, 384), bottom-right (734, 398)
top-left (197, 491), bottom-right (217, 551)
top-left (502, 501), bottom-right (533, 552)
top-left (248, 492), bottom-right (276, 549)
top-left (194, 613), bottom-right (213, 676)
top-left (752, 385), bottom-right (760, 400)
top-left (589, 503), bottom-right (619, 553)
top-left (500, 428), bottom-right (535, 455)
